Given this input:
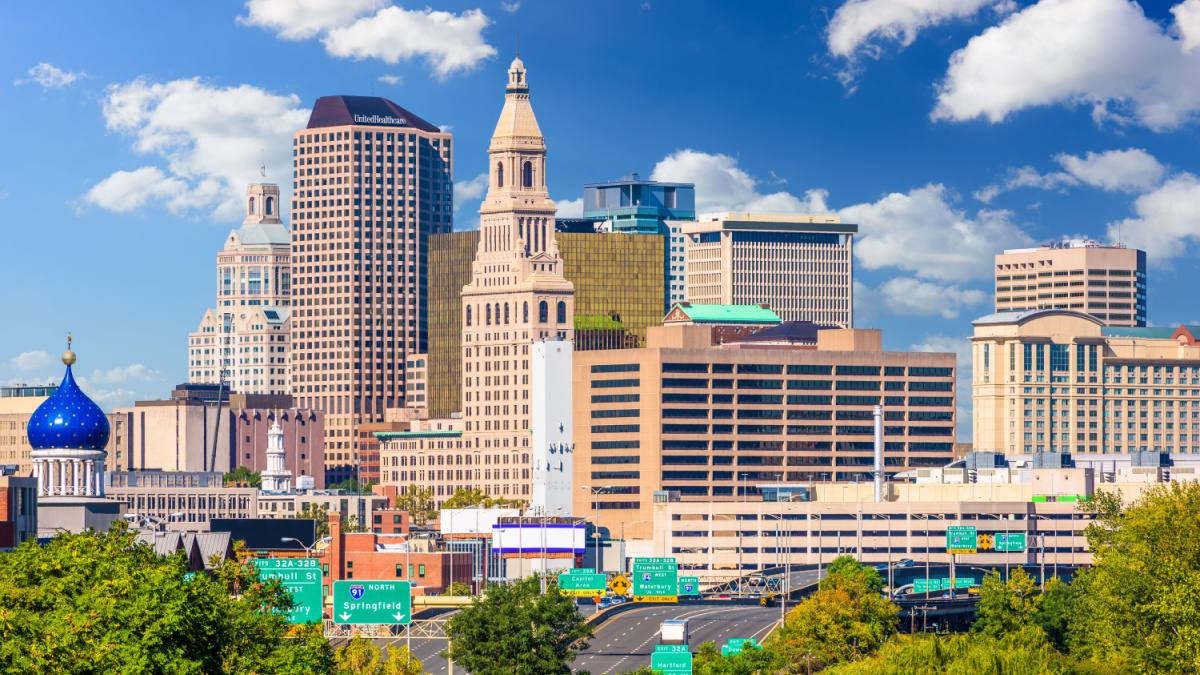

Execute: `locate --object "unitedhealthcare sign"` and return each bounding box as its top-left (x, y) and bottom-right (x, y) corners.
top-left (353, 114), bottom-right (407, 126)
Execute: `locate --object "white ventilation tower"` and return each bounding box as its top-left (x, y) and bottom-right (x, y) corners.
top-left (260, 414), bottom-right (292, 492)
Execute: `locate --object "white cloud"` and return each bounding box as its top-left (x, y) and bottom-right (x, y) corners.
top-left (83, 364), bottom-right (165, 386)
top-left (934, 0), bottom-right (1200, 131)
top-left (242, 1), bottom-right (496, 79)
top-left (378, 74), bottom-right (403, 85)
top-left (500, 1), bottom-right (521, 13)
top-left (650, 149), bottom-right (830, 215)
top-left (238, 0), bottom-right (378, 39)
top-left (827, 0), bottom-right (999, 58)
top-left (555, 198), bottom-right (584, 218)
top-left (909, 333), bottom-right (973, 441)
top-left (975, 147), bottom-right (1165, 203)
top-left (83, 167), bottom-right (188, 213)
top-left (83, 388), bottom-right (140, 410)
top-left (456, 172), bottom-right (489, 203)
top-left (15, 62), bottom-right (85, 89)
top-left (9, 351), bottom-right (53, 372)
top-left (1175, 0), bottom-right (1200, 53)
top-left (85, 77), bottom-right (309, 219)
top-left (843, 183), bottom-right (1034, 282)
top-left (1055, 148), bottom-right (1165, 192)
top-left (857, 277), bottom-right (987, 319)
top-left (1106, 172), bottom-right (1200, 262)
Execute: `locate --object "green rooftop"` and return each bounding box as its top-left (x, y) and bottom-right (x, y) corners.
top-left (666, 303), bottom-right (781, 324)
top-left (575, 314), bottom-right (627, 331)
top-left (1101, 326), bottom-right (1182, 339)
top-left (373, 430), bottom-right (463, 440)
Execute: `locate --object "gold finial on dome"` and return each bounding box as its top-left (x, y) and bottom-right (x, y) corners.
top-left (63, 332), bottom-right (76, 366)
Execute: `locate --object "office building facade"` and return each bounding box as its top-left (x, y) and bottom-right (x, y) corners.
top-left (582, 174), bottom-right (695, 308)
top-left (971, 309), bottom-right (1200, 455)
top-left (289, 96), bottom-right (453, 484)
top-left (189, 183), bottom-right (293, 395)
top-left (428, 231), bottom-right (481, 418)
top-left (993, 240), bottom-right (1147, 327)
top-left (573, 324), bottom-right (956, 540)
top-left (683, 213), bottom-right (855, 328)
top-left (459, 53), bottom-right (575, 503)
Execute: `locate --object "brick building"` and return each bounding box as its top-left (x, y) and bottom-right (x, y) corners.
top-left (0, 471), bottom-right (37, 551)
top-left (322, 516), bottom-right (473, 595)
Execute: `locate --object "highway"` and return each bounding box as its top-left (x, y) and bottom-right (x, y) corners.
top-left (573, 603), bottom-right (781, 674)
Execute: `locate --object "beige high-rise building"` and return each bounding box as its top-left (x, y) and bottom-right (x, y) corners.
top-left (189, 183), bottom-right (293, 395)
top-left (682, 213), bottom-right (856, 327)
top-left (971, 309), bottom-right (1200, 456)
top-left (460, 54), bottom-right (575, 501)
top-left (993, 240), bottom-right (1146, 327)
top-left (289, 95), bottom-right (453, 485)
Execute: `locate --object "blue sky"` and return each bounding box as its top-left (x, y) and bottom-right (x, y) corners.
top-left (3, 0), bottom-right (1200, 439)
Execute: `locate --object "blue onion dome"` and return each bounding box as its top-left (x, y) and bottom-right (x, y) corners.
top-left (27, 350), bottom-right (110, 451)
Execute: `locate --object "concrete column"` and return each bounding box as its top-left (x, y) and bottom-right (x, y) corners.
top-left (97, 462), bottom-right (105, 496)
top-left (84, 460), bottom-right (93, 496)
top-left (33, 460), bottom-right (42, 496)
top-left (73, 460), bottom-right (81, 495)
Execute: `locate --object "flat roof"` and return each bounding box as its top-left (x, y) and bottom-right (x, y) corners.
top-left (373, 430), bottom-right (463, 440)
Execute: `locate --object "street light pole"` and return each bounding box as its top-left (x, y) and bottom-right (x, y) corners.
top-left (580, 486), bottom-right (610, 576)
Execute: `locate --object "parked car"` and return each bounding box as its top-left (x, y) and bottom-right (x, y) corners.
top-left (896, 559), bottom-right (915, 568)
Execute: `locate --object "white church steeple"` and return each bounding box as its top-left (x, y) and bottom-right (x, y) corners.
top-left (260, 413), bottom-right (292, 492)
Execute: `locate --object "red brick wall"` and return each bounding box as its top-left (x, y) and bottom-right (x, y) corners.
top-left (0, 487), bottom-right (12, 549)
top-left (233, 409), bottom-right (326, 488)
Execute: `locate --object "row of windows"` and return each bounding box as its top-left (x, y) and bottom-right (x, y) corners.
top-left (466, 300), bottom-right (566, 326)
top-left (659, 363), bottom-right (952, 377)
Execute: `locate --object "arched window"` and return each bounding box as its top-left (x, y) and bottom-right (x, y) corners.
top-left (466, 306), bottom-right (472, 326)
top-left (523, 301), bottom-right (529, 323)
top-left (248, 197), bottom-right (256, 215)
top-left (496, 162), bottom-right (504, 188)
top-left (486, 304), bottom-right (492, 325)
top-left (494, 303), bottom-right (501, 325)
top-left (265, 196), bottom-right (274, 215)
top-left (523, 161), bottom-right (533, 188)
top-left (504, 303), bottom-right (510, 324)
top-left (557, 301), bottom-right (567, 324)
top-left (539, 300), bottom-right (548, 323)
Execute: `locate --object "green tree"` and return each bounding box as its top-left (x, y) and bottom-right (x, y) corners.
top-left (442, 487), bottom-right (526, 510)
top-left (333, 637), bottom-right (425, 675)
top-left (1034, 577), bottom-right (1077, 653)
top-left (971, 567), bottom-right (1044, 640)
top-left (776, 568), bottom-right (899, 669)
top-left (296, 502), bottom-right (331, 538)
top-left (443, 575), bottom-right (594, 675)
top-left (224, 464), bottom-right (262, 487)
top-left (819, 632), bottom-right (1108, 675)
top-left (1069, 483), bottom-right (1200, 674)
top-left (822, 555), bottom-right (885, 594)
top-left (396, 485), bottom-right (437, 527)
top-left (329, 478), bottom-right (377, 493)
top-left (0, 521), bottom-right (332, 674)
top-left (447, 581), bottom-right (473, 597)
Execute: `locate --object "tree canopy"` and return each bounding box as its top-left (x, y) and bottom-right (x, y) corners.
top-left (442, 487), bottom-right (525, 510)
top-left (443, 575), bottom-right (593, 675)
top-left (0, 522), bottom-right (332, 674)
top-left (223, 464), bottom-right (262, 487)
top-left (395, 485), bottom-right (437, 527)
top-left (296, 502), bottom-right (331, 538)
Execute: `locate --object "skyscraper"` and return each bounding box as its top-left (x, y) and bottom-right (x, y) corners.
top-left (460, 54), bottom-right (575, 500)
top-left (683, 212), bottom-right (856, 327)
top-left (290, 96), bottom-right (453, 483)
top-left (993, 240), bottom-right (1147, 327)
top-left (189, 183), bottom-right (292, 396)
top-left (582, 175), bottom-right (695, 309)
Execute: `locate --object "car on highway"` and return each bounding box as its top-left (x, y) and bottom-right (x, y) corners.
top-left (597, 599), bottom-right (612, 610)
top-left (715, 593), bottom-right (732, 600)
top-left (873, 563), bottom-right (890, 571)
top-left (610, 596), bottom-right (624, 605)
top-left (941, 592), bottom-right (952, 599)
top-left (896, 559), bottom-right (915, 568)
top-left (892, 594), bottom-right (906, 601)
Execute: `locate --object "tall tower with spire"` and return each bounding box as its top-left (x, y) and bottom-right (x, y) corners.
top-left (260, 413), bottom-right (292, 492)
top-left (460, 53), bottom-right (575, 502)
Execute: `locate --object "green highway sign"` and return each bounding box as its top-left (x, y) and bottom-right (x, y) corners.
top-left (332, 580), bottom-right (411, 624)
top-left (253, 558), bottom-right (323, 624)
top-left (722, 638), bottom-right (759, 656)
top-left (633, 557), bottom-right (678, 603)
top-left (913, 578), bottom-right (935, 593)
top-left (954, 578), bottom-right (974, 589)
top-left (564, 568), bottom-right (596, 575)
top-left (182, 572), bottom-right (198, 583)
top-left (559, 572), bottom-right (607, 597)
top-left (995, 532), bottom-right (1027, 552)
top-left (678, 576), bottom-right (700, 596)
top-left (946, 525), bottom-right (978, 554)
top-left (652, 645), bottom-right (692, 675)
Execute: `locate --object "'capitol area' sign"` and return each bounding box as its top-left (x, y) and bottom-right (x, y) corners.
top-left (354, 114), bottom-right (407, 126)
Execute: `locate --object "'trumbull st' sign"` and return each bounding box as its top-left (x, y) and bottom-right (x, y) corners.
top-left (332, 580), bottom-right (412, 624)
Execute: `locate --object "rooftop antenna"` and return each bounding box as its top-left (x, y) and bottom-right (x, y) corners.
top-left (260, 149), bottom-right (266, 179)
top-left (516, 32), bottom-right (519, 57)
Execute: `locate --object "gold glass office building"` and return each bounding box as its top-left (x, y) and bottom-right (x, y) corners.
top-left (428, 231), bottom-right (481, 418)
top-left (427, 231), bottom-right (664, 419)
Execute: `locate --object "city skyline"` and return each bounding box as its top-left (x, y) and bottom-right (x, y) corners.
top-left (4, 0), bottom-right (1200, 446)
